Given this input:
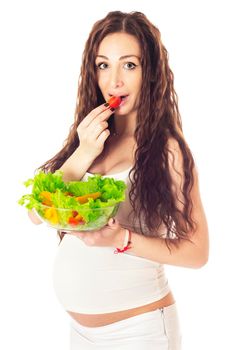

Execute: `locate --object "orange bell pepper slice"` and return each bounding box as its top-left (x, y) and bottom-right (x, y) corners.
top-left (75, 192), bottom-right (101, 204)
top-left (40, 191), bottom-right (53, 206)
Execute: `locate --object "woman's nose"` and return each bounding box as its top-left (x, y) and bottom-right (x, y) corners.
top-left (109, 69), bottom-right (124, 89)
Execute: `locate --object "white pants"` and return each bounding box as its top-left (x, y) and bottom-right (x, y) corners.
top-left (70, 303), bottom-right (182, 349)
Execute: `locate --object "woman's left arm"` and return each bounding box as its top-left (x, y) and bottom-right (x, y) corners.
top-left (70, 138), bottom-right (209, 269)
top-left (116, 138), bottom-right (209, 269)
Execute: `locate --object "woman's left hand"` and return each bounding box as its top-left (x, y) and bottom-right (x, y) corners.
top-left (68, 218), bottom-right (125, 248)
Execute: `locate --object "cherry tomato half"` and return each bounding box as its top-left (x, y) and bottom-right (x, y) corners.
top-left (68, 217), bottom-right (80, 225)
top-left (108, 96), bottom-right (122, 108)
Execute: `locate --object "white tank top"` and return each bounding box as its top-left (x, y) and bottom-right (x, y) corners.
top-left (52, 168), bottom-right (170, 314)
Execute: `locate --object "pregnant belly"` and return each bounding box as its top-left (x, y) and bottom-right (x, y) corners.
top-left (67, 292), bottom-right (175, 327)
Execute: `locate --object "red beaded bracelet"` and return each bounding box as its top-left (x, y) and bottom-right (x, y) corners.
top-left (114, 229), bottom-right (132, 254)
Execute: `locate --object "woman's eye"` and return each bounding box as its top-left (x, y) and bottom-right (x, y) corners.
top-left (96, 62), bottom-right (108, 70)
top-left (124, 62), bottom-right (137, 70)
top-left (96, 62), bottom-right (137, 70)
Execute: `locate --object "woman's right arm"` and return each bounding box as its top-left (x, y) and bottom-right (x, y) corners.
top-left (59, 103), bottom-right (114, 182)
top-left (58, 146), bottom-right (94, 182)
top-left (28, 103), bottom-right (114, 225)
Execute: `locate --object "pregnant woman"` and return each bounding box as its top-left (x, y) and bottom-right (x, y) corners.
top-left (29, 11), bottom-right (209, 350)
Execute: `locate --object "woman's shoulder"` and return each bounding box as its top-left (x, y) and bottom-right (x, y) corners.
top-left (166, 136), bottom-right (181, 152)
top-left (166, 136), bottom-right (189, 165)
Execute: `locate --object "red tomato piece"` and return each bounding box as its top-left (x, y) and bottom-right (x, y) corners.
top-left (108, 96), bottom-right (122, 108)
top-left (68, 217), bottom-right (79, 225)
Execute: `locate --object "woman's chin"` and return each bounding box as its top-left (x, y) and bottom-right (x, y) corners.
top-left (114, 106), bottom-right (136, 117)
top-left (114, 109), bottom-right (124, 116)
top-left (115, 105), bottom-right (130, 116)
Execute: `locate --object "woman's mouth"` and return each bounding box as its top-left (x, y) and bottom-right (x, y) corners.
top-left (119, 95), bottom-right (129, 106)
top-left (108, 94), bottom-right (129, 108)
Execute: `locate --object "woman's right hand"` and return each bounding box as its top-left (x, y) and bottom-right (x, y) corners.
top-left (77, 103), bottom-right (115, 161)
top-left (28, 209), bottom-right (42, 225)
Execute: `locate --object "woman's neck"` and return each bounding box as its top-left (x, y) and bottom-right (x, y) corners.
top-left (113, 111), bottom-right (136, 137)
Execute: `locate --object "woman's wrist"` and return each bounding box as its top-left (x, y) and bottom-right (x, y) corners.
top-left (60, 147), bottom-right (94, 182)
top-left (114, 227), bottom-right (132, 253)
top-left (113, 227), bottom-right (126, 249)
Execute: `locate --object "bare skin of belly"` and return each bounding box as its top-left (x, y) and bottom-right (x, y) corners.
top-left (67, 291), bottom-right (175, 327)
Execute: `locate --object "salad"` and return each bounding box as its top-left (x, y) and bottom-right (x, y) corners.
top-left (18, 170), bottom-right (126, 231)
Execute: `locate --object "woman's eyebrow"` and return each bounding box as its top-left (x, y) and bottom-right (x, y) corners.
top-left (96, 54), bottom-right (140, 60)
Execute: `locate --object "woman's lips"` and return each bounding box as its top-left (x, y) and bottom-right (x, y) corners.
top-left (119, 95), bottom-right (129, 106)
top-left (107, 95), bottom-right (129, 108)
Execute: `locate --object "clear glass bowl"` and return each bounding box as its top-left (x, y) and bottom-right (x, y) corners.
top-left (34, 203), bottom-right (119, 231)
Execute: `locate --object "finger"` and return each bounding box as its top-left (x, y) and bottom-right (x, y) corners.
top-left (81, 104), bottom-right (112, 128)
top-left (96, 128), bottom-right (110, 144)
top-left (86, 108), bottom-right (114, 133)
top-left (71, 231), bottom-right (85, 239)
top-left (93, 231), bottom-right (101, 240)
top-left (91, 107), bottom-right (115, 128)
top-left (107, 218), bottom-right (120, 229)
top-left (89, 120), bottom-right (109, 140)
top-left (84, 237), bottom-right (95, 245)
top-left (108, 217), bottom-right (115, 225)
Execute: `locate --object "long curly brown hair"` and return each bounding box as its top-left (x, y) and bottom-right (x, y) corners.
top-left (38, 11), bottom-right (197, 246)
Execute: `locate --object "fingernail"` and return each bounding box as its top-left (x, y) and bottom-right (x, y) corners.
top-left (110, 107), bottom-right (115, 112)
top-left (104, 103), bottom-right (109, 107)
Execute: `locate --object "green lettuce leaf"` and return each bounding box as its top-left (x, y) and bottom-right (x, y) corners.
top-left (18, 170), bottom-right (126, 229)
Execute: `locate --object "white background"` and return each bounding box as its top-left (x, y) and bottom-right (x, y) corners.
top-left (0, 0), bottom-right (232, 349)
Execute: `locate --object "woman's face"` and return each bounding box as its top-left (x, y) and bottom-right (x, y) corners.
top-left (95, 32), bottom-right (142, 116)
